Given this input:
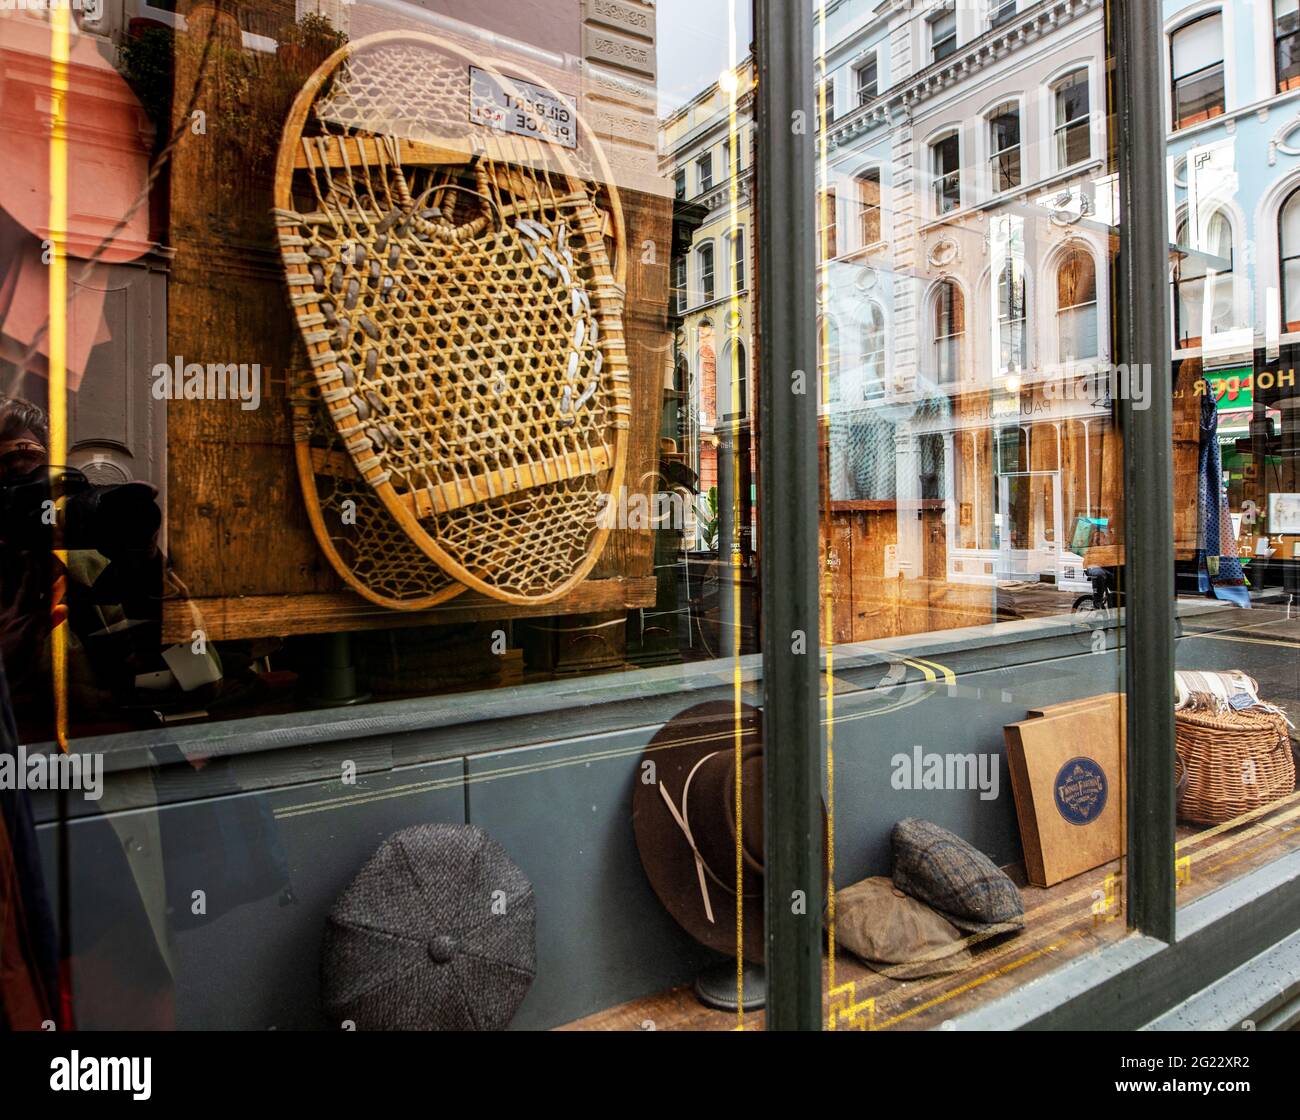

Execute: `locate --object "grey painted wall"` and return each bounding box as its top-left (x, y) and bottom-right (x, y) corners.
top-left (34, 627), bottom-right (1122, 1030)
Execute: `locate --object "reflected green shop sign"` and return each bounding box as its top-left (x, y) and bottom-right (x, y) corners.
top-left (1198, 364), bottom-right (1299, 409)
top-left (1201, 366), bottom-right (1254, 410)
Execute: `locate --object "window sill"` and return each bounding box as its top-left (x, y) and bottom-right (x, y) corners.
top-left (950, 846), bottom-right (1300, 1030)
top-left (1166, 85), bottom-right (1300, 145)
top-left (829, 240), bottom-right (888, 265)
top-left (680, 292), bottom-right (748, 315)
top-left (919, 159), bottom-right (1103, 232)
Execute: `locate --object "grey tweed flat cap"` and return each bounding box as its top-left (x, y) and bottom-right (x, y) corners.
top-left (322, 823), bottom-right (536, 1030)
top-left (891, 818), bottom-right (1024, 934)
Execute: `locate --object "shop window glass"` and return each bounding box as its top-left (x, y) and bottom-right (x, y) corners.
top-left (814, 0), bottom-right (1136, 1034)
top-left (12, 0), bottom-right (1297, 1042)
top-left (5, 0), bottom-right (775, 1035)
top-left (1167, 128), bottom-right (1300, 926)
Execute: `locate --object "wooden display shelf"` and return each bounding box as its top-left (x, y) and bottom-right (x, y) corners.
top-left (162, 577), bottom-right (658, 643)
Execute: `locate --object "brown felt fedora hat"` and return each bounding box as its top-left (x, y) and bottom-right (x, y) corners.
top-left (633, 701), bottom-right (824, 964)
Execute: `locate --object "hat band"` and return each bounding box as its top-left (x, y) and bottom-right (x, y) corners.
top-left (658, 750), bottom-right (750, 925)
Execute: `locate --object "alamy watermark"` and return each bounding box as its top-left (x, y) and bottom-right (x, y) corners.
top-left (0, 745), bottom-right (102, 801)
top-left (595, 485), bottom-right (696, 530)
top-left (50, 1052), bottom-right (150, 1100)
top-left (891, 744), bottom-right (1000, 801)
top-left (1039, 363), bottom-right (1152, 411)
top-left (151, 357), bottom-right (262, 411)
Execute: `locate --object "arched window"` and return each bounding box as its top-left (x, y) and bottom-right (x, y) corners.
top-left (731, 341), bottom-right (748, 419)
top-left (717, 339), bottom-right (748, 419)
top-left (697, 242), bottom-right (715, 304)
top-left (1174, 209), bottom-right (1233, 346)
top-left (1057, 248), bottom-right (1098, 361)
top-left (861, 304), bottom-right (886, 399)
top-left (1280, 188), bottom-right (1300, 331)
top-left (821, 317), bottom-right (842, 403)
top-left (933, 280), bottom-right (964, 384)
top-left (997, 260), bottom-right (1027, 373)
top-left (1170, 13), bottom-right (1225, 129)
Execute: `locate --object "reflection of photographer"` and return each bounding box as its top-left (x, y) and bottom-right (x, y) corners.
top-left (0, 398), bottom-right (164, 738)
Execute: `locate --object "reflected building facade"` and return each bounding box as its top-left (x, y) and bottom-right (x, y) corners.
top-left (817, 0), bottom-right (1299, 633)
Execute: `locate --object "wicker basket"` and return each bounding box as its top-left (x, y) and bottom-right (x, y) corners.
top-left (1175, 707), bottom-right (1296, 825)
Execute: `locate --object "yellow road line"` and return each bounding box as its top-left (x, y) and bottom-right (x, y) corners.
top-left (1190, 633), bottom-right (1300, 650)
top-left (905, 655), bottom-right (957, 686)
top-left (899, 657), bottom-right (937, 683)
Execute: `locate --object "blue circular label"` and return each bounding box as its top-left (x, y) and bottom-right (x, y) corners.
top-left (1053, 757), bottom-right (1108, 825)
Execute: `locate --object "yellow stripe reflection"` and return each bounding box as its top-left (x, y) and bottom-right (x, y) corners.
top-left (49, 8), bottom-right (71, 753)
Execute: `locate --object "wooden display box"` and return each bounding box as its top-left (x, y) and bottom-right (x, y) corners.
top-left (1004, 693), bottom-right (1127, 888)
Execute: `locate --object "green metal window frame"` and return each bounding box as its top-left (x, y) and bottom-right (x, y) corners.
top-left (754, 0), bottom-right (1300, 1030)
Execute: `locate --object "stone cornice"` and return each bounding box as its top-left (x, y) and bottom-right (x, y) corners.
top-left (693, 166), bottom-right (755, 214)
top-left (825, 0), bottom-right (1102, 151)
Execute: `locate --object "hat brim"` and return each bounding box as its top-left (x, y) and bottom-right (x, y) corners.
top-left (861, 947), bottom-right (975, 981)
top-left (935, 911), bottom-right (1026, 937)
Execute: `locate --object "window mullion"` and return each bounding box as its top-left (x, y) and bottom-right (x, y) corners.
top-left (756, 0), bottom-right (822, 1030)
top-left (1112, 0), bottom-right (1178, 942)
